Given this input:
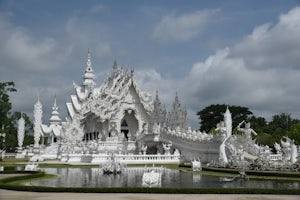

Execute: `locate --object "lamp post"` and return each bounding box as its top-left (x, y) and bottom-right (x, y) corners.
top-left (0, 125), bottom-right (6, 160)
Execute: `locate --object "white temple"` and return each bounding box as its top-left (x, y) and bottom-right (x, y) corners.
top-left (24, 50), bottom-right (298, 167)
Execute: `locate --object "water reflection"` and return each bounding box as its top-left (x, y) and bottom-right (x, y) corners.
top-left (32, 167), bottom-right (300, 189)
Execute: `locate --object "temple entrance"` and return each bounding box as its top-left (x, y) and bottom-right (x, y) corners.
top-left (121, 120), bottom-right (129, 139)
top-left (121, 110), bottom-right (138, 141)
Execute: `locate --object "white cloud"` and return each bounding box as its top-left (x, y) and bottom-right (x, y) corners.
top-left (152, 9), bottom-right (218, 41)
top-left (233, 6), bottom-right (300, 70)
top-left (135, 68), bottom-right (178, 104)
top-left (140, 7), bottom-right (300, 128)
top-left (181, 6), bottom-right (300, 124)
top-left (0, 18), bottom-right (63, 72)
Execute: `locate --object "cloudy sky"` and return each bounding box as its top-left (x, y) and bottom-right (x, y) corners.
top-left (1, 0), bottom-right (300, 128)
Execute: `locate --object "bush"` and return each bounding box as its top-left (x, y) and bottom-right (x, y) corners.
top-left (202, 166), bottom-right (300, 178)
top-left (0, 184), bottom-right (299, 194)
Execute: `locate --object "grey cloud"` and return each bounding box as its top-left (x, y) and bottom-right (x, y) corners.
top-left (152, 9), bottom-right (218, 42)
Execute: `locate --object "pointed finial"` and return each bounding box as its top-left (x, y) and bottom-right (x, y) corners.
top-left (54, 95), bottom-right (57, 107)
top-left (85, 48), bottom-right (92, 72)
top-left (175, 91), bottom-right (179, 101)
top-left (113, 59), bottom-right (117, 70)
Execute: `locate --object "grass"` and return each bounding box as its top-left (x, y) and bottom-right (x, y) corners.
top-left (5, 174), bottom-right (57, 186)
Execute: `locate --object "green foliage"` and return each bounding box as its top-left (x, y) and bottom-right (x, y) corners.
top-left (255, 132), bottom-right (276, 148)
top-left (202, 166), bottom-right (300, 178)
top-left (248, 116), bottom-right (268, 133)
top-left (0, 81), bottom-right (17, 128)
top-left (197, 104), bottom-right (253, 132)
top-left (197, 104), bottom-right (300, 145)
top-left (288, 122), bottom-right (300, 145)
top-left (0, 81), bottom-right (34, 151)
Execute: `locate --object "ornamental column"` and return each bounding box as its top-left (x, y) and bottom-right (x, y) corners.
top-left (16, 115), bottom-right (25, 158)
top-left (33, 97), bottom-right (43, 149)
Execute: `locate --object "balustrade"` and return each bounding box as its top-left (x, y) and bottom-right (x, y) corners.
top-left (64, 153), bottom-right (180, 164)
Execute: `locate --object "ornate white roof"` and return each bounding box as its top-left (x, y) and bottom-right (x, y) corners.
top-left (67, 53), bottom-right (152, 122)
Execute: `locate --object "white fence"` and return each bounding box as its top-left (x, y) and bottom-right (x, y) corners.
top-left (2, 153), bottom-right (16, 158)
top-left (268, 154), bottom-right (283, 161)
top-left (62, 154), bottom-right (180, 164)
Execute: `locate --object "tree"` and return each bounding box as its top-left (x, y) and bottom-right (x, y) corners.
top-left (288, 122), bottom-right (300, 145)
top-left (0, 82), bottom-right (34, 152)
top-left (0, 82), bottom-right (17, 128)
top-left (268, 113), bottom-right (299, 141)
top-left (248, 116), bottom-right (269, 133)
top-left (197, 104), bottom-right (253, 132)
top-left (255, 132), bottom-right (276, 148)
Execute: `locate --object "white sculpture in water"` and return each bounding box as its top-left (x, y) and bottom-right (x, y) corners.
top-left (33, 97), bottom-right (43, 147)
top-left (25, 162), bottom-right (40, 171)
top-left (17, 115), bottom-right (25, 148)
top-left (142, 170), bottom-right (162, 187)
top-left (191, 159), bottom-right (202, 171)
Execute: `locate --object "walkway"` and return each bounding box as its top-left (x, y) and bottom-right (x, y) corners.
top-left (0, 190), bottom-right (299, 200)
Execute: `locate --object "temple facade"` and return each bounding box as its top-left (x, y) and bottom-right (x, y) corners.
top-left (16, 51), bottom-right (299, 169)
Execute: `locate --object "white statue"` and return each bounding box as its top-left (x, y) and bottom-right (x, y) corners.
top-left (218, 107), bottom-right (232, 165)
top-left (173, 149), bottom-right (180, 156)
top-left (281, 136), bottom-right (292, 162)
top-left (142, 170), bottom-right (162, 187)
top-left (141, 144), bottom-right (147, 155)
top-left (237, 146), bottom-right (244, 162)
top-left (152, 122), bottom-right (161, 134)
top-left (274, 142), bottom-right (282, 154)
top-left (191, 159), bottom-right (202, 171)
top-left (237, 120), bottom-right (257, 139)
top-left (216, 121), bottom-right (226, 133)
top-left (163, 141), bottom-right (172, 155)
top-left (291, 139), bottom-right (298, 164)
top-left (217, 121), bottom-right (228, 164)
top-left (17, 116), bottom-right (25, 148)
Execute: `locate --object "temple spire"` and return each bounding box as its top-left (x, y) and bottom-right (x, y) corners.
top-left (82, 49), bottom-right (95, 89)
top-left (113, 59), bottom-right (118, 70)
top-left (50, 96), bottom-right (61, 125)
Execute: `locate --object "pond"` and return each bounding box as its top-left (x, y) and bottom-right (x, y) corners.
top-left (31, 167), bottom-right (300, 189)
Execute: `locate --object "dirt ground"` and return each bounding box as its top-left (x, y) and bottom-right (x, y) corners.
top-left (0, 190), bottom-right (299, 200)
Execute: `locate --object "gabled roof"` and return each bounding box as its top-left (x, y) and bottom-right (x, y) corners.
top-left (66, 61), bottom-right (153, 121)
top-left (79, 65), bottom-right (152, 120)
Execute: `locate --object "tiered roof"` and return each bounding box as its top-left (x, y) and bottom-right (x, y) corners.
top-left (67, 51), bottom-right (152, 122)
